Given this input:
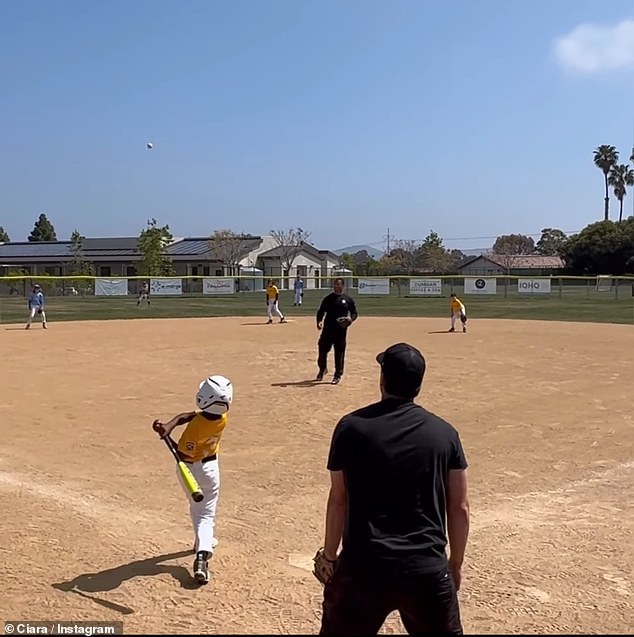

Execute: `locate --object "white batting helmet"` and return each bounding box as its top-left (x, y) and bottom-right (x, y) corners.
top-left (196, 375), bottom-right (233, 415)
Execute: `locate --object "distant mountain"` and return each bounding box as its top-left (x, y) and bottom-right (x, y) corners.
top-left (332, 244), bottom-right (384, 259)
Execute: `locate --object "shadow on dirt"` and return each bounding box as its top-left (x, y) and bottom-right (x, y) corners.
top-left (51, 549), bottom-right (199, 614)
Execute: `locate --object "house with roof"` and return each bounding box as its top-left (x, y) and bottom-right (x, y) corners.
top-left (255, 242), bottom-right (342, 289)
top-left (458, 253), bottom-right (565, 276)
top-left (0, 235), bottom-right (345, 291)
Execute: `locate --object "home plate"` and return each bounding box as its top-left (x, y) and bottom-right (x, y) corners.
top-left (288, 553), bottom-right (313, 572)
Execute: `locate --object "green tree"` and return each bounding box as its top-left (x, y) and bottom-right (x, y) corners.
top-left (390, 239), bottom-right (420, 272)
top-left (28, 213), bottom-right (57, 241)
top-left (559, 220), bottom-right (634, 275)
top-left (448, 249), bottom-right (467, 271)
top-left (350, 250), bottom-right (378, 276)
top-left (608, 163), bottom-right (634, 222)
top-left (492, 234), bottom-right (535, 255)
top-left (66, 230), bottom-right (94, 293)
top-left (338, 252), bottom-right (355, 272)
top-left (137, 218), bottom-right (175, 276)
top-left (535, 228), bottom-right (568, 256)
top-left (593, 145), bottom-right (619, 221)
top-left (0, 226), bottom-right (9, 243)
top-left (415, 231), bottom-right (452, 272)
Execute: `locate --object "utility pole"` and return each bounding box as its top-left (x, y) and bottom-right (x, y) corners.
top-left (385, 227), bottom-right (391, 253)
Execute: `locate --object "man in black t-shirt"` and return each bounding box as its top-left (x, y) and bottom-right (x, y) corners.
top-left (317, 342), bottom-right (470, 635)
top-left (315, 278), bottom-right (358, 385)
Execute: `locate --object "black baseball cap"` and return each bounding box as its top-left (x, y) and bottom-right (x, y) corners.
top-left (376, 342), bottom-right (426, 398)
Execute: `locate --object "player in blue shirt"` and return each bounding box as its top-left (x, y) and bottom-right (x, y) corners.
top-left (293, 275), bottom-right (304, 306)
top-left (26, 284), bottom-right (47, 329)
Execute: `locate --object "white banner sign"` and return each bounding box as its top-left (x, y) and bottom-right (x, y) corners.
top-left (464, 277), bottom-right (497, 295)
top-left (358, 278), bottom-right (390, 295)
top-left (518, 278), bottom-right (551, 294)
top-left (203, 278), bottom-right (234, 295)
top-left (409, 278), bottom-right (442, 296)
top-left (150, 278), bottom-right (182, 295)
top-left (95, 278), bottom-right (128, 296)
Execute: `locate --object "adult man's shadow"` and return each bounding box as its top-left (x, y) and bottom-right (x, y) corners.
top-left (52, 550), bottom-right (197, 615)
top-left (271, 379), bottom-right (324, 388)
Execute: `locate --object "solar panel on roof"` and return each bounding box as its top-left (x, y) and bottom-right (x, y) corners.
top-left (0, 243), bottom-right (72, 257)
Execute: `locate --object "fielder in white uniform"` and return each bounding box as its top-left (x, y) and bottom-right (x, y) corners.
top-left (293, 275), bottom-right (304, 306)
top-left (26, 284), bottom-right (47, 329)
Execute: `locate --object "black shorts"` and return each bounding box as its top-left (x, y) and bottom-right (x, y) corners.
top-left (320, 559), bottom-right (463, 635)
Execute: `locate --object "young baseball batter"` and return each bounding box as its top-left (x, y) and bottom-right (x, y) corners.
top-left (265, 279), bottom-right (286, 324)
top-left (25, 284), bottom-right (47, 329)
top-left (152, 375), bottom-right (233, 585)
top-left (449, 292), bottom-right (467, 333)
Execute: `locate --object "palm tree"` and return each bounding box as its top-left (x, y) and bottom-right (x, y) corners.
top-left (593, 145), bottom-right (619, 220)
top-left (608, 163), bottom-right (634, 222)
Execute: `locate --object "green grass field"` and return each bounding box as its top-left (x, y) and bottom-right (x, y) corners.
top-left (1, 286), bottom-right (633, 325)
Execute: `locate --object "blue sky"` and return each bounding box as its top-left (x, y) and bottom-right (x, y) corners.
top-left (1, 0), bottom-right (634, 252)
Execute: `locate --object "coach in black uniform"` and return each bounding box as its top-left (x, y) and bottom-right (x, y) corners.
top-left (315, 342), bottom-right (470, 635)
top-left (315, 278), bottom-right (358, 385)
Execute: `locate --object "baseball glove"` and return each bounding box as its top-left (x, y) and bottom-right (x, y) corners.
top-left (37, 308), bottom-right (43, 315)
top-left (460, 312), bottom-right (467, 324)
top-left (313, 548), bottom-right (336, 586)
top-left (336, 314), bottom-right (352, 327)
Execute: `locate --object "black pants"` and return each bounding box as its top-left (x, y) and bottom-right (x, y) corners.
top-left (320, 560), bottom-right (463, 635)
top-left (317, 328), bottom-right (347, 377)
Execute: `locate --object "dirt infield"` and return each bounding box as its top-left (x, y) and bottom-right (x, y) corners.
top-left (1, 316), bottom-right (632, 635)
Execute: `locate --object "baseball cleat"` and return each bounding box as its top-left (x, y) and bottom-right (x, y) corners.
top-left (316, 370), bottom-right (326, 381)
top-left (331, 376), bottom-right (342, 385)
top-left (193, 554), bottom-right (210, 585)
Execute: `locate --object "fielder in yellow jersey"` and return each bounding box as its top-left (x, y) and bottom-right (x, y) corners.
top-left (449, 292), bottom-right (467, 333)
top-left (265, 279), bottom-right (286, 324)
top-left (153, 374), bottom-right (233, 585)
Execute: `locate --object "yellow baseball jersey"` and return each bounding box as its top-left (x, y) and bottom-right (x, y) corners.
top-left (450, 297), bottom-right (465, 313)
top-left (266, 285), bottom-right (279, 300)
top-left (177, 411), bottom-right (228, 462)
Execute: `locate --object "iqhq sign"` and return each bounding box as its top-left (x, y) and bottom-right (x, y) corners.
top-left (517, 278), bottom-right (551, 294)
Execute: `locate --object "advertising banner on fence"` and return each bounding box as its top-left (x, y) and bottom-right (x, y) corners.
top-left (409, 278), bottom-right (442, 296)
top-left (517, 278), bottom-right (551, 294)
top-left (150, 278), bottom-right (182, 295)
top-left (203, 278), bottom-right (234, 295)
top-left (358, 278), bottom-right (390, 295)
top-left (464, 277), bottom-right (497, 295)
top-left (95, 278), bottom-right (128, 296)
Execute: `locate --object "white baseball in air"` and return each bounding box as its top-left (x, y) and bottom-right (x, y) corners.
top-left (146, 142), bottom-right (153, 149)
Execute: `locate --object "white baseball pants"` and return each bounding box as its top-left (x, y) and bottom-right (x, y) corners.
top-left (27, 307), bottom-right (47, 326)
top-left (177, 458), bottom-right (220, 554)
top-left (451, 310), bottom-right (463, 329)
top-left (267, 300), bottom-right (284, 320)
